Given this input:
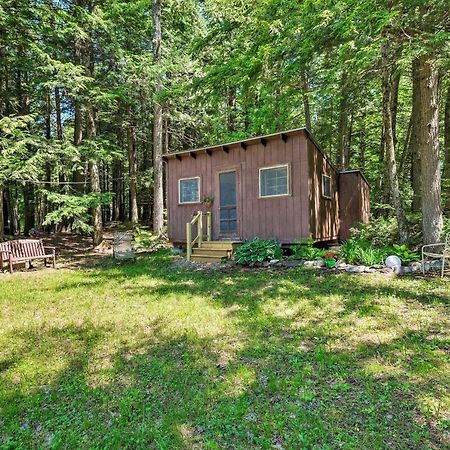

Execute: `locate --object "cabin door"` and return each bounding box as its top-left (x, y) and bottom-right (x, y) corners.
top-left (218, 170), bottom-right (238, 237)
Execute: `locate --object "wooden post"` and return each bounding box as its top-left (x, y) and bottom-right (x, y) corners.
top-left (207, 212), bottom-right (212, 241)
top-left (186, 221), bottom-right (192, 261)
top-left (198, 212), bottom-right (203, 248)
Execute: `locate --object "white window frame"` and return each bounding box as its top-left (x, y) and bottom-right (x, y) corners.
top-left (322, 174), bottom-right (332, 199)
top-left (258, 164), bottom-right (290, 198)
top-left (178, 176), bottom-right (201, 204)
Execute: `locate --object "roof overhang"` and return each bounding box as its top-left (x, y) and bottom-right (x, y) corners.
top-left (162, 127), bottom-right (309, 161)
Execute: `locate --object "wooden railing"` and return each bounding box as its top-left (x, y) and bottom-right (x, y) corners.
top-left (186, 211), bottom-right (212, 261)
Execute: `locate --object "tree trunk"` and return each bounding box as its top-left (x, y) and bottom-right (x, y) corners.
top-left (411, 59), bottom-right (422, 212)
top-left (55, 86), bottom-right (63, 140)
top-left (112, 159), bottom-right (124, 221)
top-left (416, 55), bottom-right (442, 244)
top-left (381, 39), bottom-right (408, 243)
top-left (443, 85), bottom-right (450, 212)
top-left (86, 33), bottom-right (103, 246)
top-left (23, 184), bottom-right (35, 235)
top-left (73, 35), bottom-right (85, 192)
top-left (152, 0), bottom-right (164, 234)
top-left (87, 106), bottom-right (103, 246)
top-left (336, 71), bottom-right (349, 170)
top-left (127, 106), bottom-right (138, 224)
top-left (300, 70), bottom-right (312, 131)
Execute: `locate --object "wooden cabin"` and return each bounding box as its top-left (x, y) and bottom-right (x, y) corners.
top-left (163, 128), bottom-right (369, 261)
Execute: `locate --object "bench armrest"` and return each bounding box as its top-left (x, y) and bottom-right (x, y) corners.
top-left (44, 246), bottom-right (56, 251)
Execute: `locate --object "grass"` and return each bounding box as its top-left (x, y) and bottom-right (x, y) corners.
top-left (0, 250), bottom-right (449, 449)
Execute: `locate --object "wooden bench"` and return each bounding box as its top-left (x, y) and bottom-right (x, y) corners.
top-left (0, 239), bottom-right (56, 273)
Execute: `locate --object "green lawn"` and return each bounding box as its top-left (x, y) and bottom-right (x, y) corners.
top-left (0, 251), bottom-right (449, 449)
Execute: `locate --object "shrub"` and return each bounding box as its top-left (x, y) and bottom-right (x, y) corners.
top-left (339, 239), bottom-right (386, 265)
top-left (234, 238), bottom-right (282, 266)
top-left (339, 239), bottom-right (420, 266)
top-left (289, 238), bottom-right (326, 260)
top-left (349, 217), bottom-right (397, 248)
top-left (133, 228), bottom-right (167, 252)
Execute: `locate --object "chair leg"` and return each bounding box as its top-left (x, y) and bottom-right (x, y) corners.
top-left (52, 255), bottom-right (56, 268)
top-left (442, 257), bottom-right (446, 278)
top-left (9, 258), bottom-right (13, 274)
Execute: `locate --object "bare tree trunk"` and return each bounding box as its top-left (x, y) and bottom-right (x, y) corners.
top-left (86, 32), bottom-right (103, 246)
top-left (336, 71), bottom-right (349, 170)
top-left (443, 85), bottom-right (450, 212)
top-left (73, 37), bottom-right (85, 192)
top-left (55, 86), bottom-right (63, 140)
top-left (113, 159), bottom-right (124, 221)
top-left (411, 59), bottom-right (422, 212)
top-left (87, 106), bottom-right (103, 246)
top-left (127, 106), bottom-right (138, 224)
top-left (416, 55), bottom-right (442, 244)
top-left (152, 0), bottom-right (164, 234)
top-left (381, 38), bottom-right (408, 243)
top-left (300, 70), bottom-right (312, 131)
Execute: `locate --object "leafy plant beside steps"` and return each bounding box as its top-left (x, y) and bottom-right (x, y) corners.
top-left (234, 238), bottom-right (282, 266)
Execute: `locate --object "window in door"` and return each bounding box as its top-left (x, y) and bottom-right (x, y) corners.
top-left (219, 171), bottom-right (237, 234)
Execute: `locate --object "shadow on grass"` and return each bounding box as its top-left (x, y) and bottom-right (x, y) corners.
top-left (0, 251), bottom-right (448, 448)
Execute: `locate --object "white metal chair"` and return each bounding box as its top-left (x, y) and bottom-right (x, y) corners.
top-left (421, 234), bottom-right (450, 278)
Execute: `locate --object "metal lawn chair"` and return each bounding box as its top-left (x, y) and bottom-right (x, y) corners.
top-left (421, 234), bottom-right (450, 278)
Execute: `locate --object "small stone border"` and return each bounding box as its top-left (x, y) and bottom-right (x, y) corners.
top-left (172, 254), bottom-right (446, 275)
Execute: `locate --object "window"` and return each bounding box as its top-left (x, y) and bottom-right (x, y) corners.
top-left (322, 174), bottom-right (331, 199)
top-left (179, 177), bottom-right (200, 203)
top-left (259, 164), bottom-right (289, 198)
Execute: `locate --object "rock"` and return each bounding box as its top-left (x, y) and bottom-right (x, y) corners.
top-left (410, 262), bottom-right (422, 272)
top-left (283, 260), bottom-right (304, 268)
top-left (370, 264), bottom-right (384, 269)
top-left (346, 265), bottom-right (366, 273)
top-left (303, 260), bottom-right (316, 267)
top-left (430, 260), bottom-right (443, 269)
top-left (269, 259), bottom-right (280, 265)
top-left (399, 266), bottom-right (412, 274)
top-left (170, 247), bottom-right (184, 255)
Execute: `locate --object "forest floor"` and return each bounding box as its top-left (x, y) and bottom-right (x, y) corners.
top-left (0, 250), bottom-right (449, 448)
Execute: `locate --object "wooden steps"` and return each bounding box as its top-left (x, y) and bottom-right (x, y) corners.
top-left (190, 241), bottom-right (240, 263)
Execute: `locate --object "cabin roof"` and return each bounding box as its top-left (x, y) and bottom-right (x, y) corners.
top-left (163, 127), bottom-right (340, 173)
top-left (339, 169), bottom-right (370, 187)
top-left (163, 127), bottom-right (370, 188)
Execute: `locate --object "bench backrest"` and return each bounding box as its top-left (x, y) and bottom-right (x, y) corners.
top-left (10, 239), bottom-right (47, 258)
top-left (0, 241), bottom-right (11, 259)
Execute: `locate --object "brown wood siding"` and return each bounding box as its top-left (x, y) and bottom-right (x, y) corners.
top-left (338, 171), bottom-right (370, 241)
top-left (307, 139), bottom-right (339, 241)
top-left (167, 131), bottom-right (311, 244)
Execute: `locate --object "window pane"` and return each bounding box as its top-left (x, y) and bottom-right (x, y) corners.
top-left (323, 175), bottom-right (331, 198)
top-left (219, 172), bottom-right (236, 206)
top-left (260, 166), bottom-right (288, 197)
top-left (180, 178), bottom-right (199, 203)
top-left (228, 220), bottom-right (237, 232)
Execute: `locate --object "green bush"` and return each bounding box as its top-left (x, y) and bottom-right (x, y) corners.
top-left (234, 238), bottom-right (282, 266)
top-left (339, 239), bottom-right (420, 266)
top-left (339, 239), bottom-right (386, 265)
top-left (289, 238), bottom-right (326, 260)
top-left (349, 217), bottom-right (397, 248)
top-left (133, 228), bottom-right (166, 251)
